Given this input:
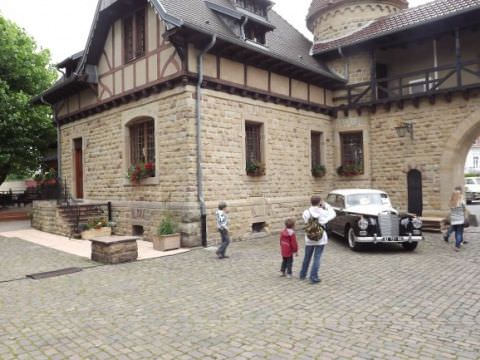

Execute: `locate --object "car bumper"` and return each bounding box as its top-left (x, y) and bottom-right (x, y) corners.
top-left (466, 192), bottom-right (480, 200)
top-left (355, 235), bottom-right (424, 243)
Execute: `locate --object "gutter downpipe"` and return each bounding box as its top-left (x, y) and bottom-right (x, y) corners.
top-left (338, 47), bottom-right (350, 82)
top-left (39, 95), bottom-right (61, 181)
top-left (196, 34), bottom-right (217, 247)
top-left (240, 16), bottom-right (248, 40)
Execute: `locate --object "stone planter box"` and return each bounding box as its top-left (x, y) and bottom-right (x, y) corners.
top-left (90, 236), bottom-right (138, 264)
top-left (153, 233), bottom-right (181, 251)
top-left (81, 227), bottom-right (112, 240)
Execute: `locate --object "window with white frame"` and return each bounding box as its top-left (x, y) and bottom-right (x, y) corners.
top-left (474, 156), bottom-right (479, 169)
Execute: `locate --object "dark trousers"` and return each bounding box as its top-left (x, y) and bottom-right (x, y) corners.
top-left (217, 229), bottom-right (230, 257)
top-left (280, 256), bottom-right (293, 275)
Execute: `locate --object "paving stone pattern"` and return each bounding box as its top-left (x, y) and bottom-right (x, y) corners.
top-left (0, 231), bottom-right (479, 359)
top-left (0, 237), bottom-right (94, 282)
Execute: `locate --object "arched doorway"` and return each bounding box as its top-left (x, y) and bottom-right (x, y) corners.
top-left (407, 170), bottom-right (422, 215)
top-left (440, 109), bottom-right (480, 213)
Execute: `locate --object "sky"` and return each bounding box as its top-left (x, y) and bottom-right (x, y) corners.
top-left (0, 0), bottom-right (431, 64)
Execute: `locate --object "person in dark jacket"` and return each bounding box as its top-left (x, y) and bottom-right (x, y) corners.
top-left (280, 218), bottom-right (298, 278)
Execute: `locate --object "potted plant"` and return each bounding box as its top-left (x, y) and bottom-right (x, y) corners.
top-left (337, 162), bottom-right (364, 177)
top-left (152, 214), bottom-right (181, 251)
top-left (312, 164), bottom-right (326, 178)
top-left (127, 162), bottom-right (155, 184)
top-left (80, 218), bottom-right (113, 240)
top-left (246, 160), bottom-right (266, 176)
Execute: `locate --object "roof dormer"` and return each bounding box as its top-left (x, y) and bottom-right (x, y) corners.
top-left (232, 0), bottom-right (273, 18)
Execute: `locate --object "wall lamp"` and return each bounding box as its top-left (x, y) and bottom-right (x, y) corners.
top-left (395, 122), bottom-right (414, 139)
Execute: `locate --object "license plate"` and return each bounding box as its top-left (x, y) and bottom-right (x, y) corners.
top-left (385, 237), bottom-right (396, 241)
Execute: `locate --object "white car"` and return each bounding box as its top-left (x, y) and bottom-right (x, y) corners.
top-left (326, 189), bottom-right (423, 251)
top-left (465, 177), bottom-right (480, 204)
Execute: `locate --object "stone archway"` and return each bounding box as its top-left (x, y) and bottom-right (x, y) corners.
top-left (440, 106), bottom-right (480, 213)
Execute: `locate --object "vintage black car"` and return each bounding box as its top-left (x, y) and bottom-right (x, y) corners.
top-left (326, 189), bottom-right (423, 251)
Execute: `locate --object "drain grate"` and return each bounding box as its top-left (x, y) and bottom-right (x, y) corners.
top-left (26, 267), bottom-right (83, 280)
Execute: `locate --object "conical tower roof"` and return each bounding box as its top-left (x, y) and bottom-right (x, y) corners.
top-left (307, 0), bottom-right (409, 31)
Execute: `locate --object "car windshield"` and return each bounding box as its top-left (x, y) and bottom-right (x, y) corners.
top-left (346, 193), bottom-right (390, 207)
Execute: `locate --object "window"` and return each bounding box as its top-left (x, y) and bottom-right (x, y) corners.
top-left (235, 0), bottom-right (267, 17)
top-left (244, 22), bottom-right (267, 45)
top-left (311, 132), bottom-right (322, 169)
top-left (340, 132), bottom-right (364, 173)
top-left (474, 156), bottom-right (479, 169)
top-left (129, 118), bottom-right (155, 175)
top-left (245, 122), bottom-right (264, 175)
top-left (124, 9), bottom-right (146, 63)
top-left (409, 79), bottom-right (427, 95)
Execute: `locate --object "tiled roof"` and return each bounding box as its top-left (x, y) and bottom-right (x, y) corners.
top-left (157, 0), bottom-right (342, 80)
top-left (311, 0), bottom-right (480, 55)
top-left (307, 0), bottom-right (408, 31)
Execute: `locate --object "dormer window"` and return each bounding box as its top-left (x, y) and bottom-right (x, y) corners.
top-left (234, 0), bottom-right (268, 17)
top-left (245, 22), bottom-right (267, 45)
top-left (124, 9), bottom-right (146, 63)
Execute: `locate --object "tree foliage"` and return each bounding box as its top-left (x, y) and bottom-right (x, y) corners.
top-left (0, 15), bottom-right (57, 185)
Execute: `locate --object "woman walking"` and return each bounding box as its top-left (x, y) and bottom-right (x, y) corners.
top-left (449, 189), bottom-right (466, 252)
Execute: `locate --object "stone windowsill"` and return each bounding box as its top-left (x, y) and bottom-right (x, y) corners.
top-left (123, 176), bottom-right (160, 187)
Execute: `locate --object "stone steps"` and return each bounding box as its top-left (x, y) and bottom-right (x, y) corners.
top-left (420, 217), bottom-right (445, 233)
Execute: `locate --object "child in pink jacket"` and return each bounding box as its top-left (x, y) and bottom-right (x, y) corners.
top-left (280, 218), bottom-right (298, 278)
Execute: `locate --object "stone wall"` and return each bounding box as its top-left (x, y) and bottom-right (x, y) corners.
top-left (335, 90), bottom-right (480, 216)
top-left (31, 201), bottom-right (71, 236)
top-left (199, 89), bottom-right (336, 243)
top-left (311, 2), bottom-right (402, 43)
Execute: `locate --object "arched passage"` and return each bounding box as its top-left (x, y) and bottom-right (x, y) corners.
top-left (440, 106), bottom-right (480, 212)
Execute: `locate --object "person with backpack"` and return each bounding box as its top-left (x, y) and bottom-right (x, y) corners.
top-left (300, 195), bottom-right (336, 284)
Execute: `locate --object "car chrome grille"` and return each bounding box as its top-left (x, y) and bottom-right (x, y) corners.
top-left (378, 213), bottom-right (400, 237)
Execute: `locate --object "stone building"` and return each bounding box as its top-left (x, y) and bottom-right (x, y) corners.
top-left (35, 0), bottom-right (480, 246)
top-left (464, 137), bottom-right (480, 174)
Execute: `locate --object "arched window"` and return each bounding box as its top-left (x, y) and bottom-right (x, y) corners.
top-left (129, 117), bottom-right (155, 177)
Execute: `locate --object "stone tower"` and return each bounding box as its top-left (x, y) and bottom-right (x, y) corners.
top-left (307, 0), bottom-right (409, 42)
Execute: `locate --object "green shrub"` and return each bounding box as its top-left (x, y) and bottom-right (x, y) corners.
top-left (157, 214), bottom-right (177, 236)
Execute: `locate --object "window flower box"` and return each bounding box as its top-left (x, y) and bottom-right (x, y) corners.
top-left (246, 161), bottom-right (265, 177)
top-left (337, 163), bottom-right (364, 177)
top-left (312, 164), bottom-right (326, 178)
top-left (127, 162), bottom-right (155, 184)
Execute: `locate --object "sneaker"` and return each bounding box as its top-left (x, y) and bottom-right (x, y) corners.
top-left (443, 235), bottom-right (449, 242)
top-left (222, 255), bottom-right (230, 259)
top-left (299, 277), bottom-right (306, 281)
top-left (310, 278), bottom-right (322, 284)
top-left (280, 273), bottom-right (286, 277)
top-left (286, 274), bottom-right (292, 279)
top-left (463, 240), bottom-right (469, 244)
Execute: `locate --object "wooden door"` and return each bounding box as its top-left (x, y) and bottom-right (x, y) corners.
top-left (74, 138), bottom-right (83, 199)
top-left (407, 170), bottom-right (422, 216)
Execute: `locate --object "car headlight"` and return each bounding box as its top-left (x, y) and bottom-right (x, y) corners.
top-left (401, 218), bottom-right (410, 227)
top-left (358, 218), bottom-right (369, 230)
top-left (412, 218), bottom-right (422, 229)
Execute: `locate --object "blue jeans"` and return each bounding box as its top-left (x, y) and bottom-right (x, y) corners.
top-left (217, 229), bottom-right (230, 257)
top-left (300, 245), bottom-right (325, 281)
top-left (445, 225), bottom-right (454, 240)
top-left (453, 224), bottom-right (464, 248)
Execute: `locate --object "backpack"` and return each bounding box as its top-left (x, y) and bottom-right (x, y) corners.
top-left (304, 211), bottom-right (324, 241)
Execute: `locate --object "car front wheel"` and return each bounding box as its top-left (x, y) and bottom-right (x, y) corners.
top-left (402, 242), bottom-right (418, 251)
top-left (347, 227), bottom-right (360, 251)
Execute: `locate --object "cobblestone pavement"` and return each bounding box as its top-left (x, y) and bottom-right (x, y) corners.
top-left (0, 230), bottom-right (479, 360)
